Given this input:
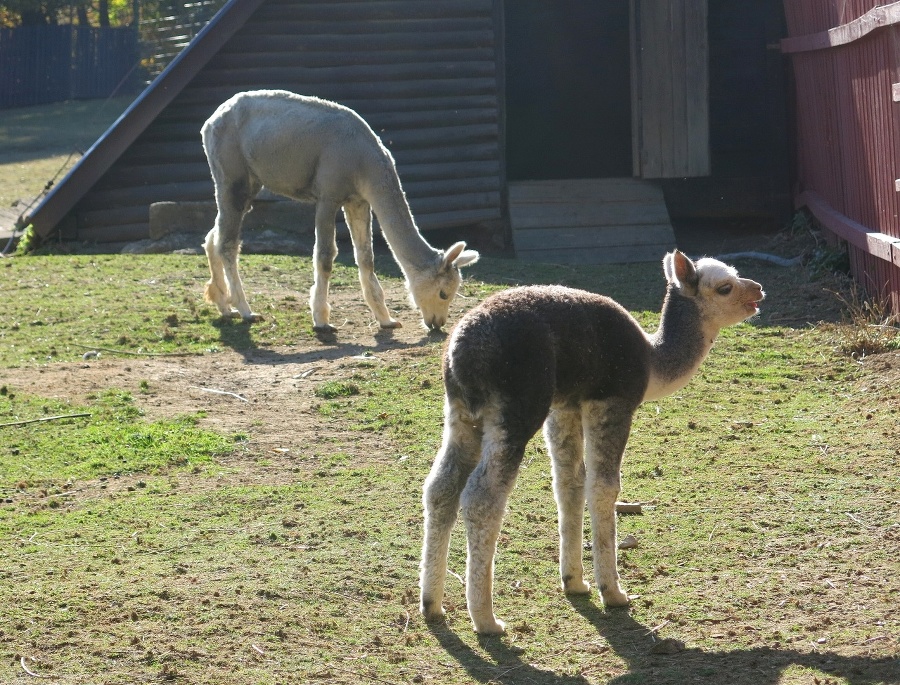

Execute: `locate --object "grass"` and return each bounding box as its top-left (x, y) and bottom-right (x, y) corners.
top-left (0, 248), bottom-right (897, 684)
top-left (0, 96), bottom-right (135, 211)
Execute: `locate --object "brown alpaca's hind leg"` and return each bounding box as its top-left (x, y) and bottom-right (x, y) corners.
top-left (420, 399), bottom-right (482, 622)
top-left (583, 399), bottom-right (634, 608)
top-left (545, 407), bottom-right (591, 594)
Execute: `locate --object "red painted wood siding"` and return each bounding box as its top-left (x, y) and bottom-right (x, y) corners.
top-left (783, 1), bottom-right (900, 312)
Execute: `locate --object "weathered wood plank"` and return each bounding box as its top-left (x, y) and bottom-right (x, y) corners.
top-left (254, 0), bottom-right (492, 23)
top-left (391, 143), bottom-right (500, 165)
top-left (92, 162), bottom-right (211, 191)
top-left (512, 224), bottom-right (675, 251)
top-left (193, 60), bottom-right (497, 88)
top-left (224, 30), bottom-right (494, 54)
top-left (516, 244), bottom-right (672, 265)
top-left (414, 205), bottom-right (502, 229)
top-left (508, 178), bottom-right (664, 203)
top-left (402, 176), bottom-right (500, 199)
top-left (381, 123), bottom-right (498, 150)
top-left (78, 181), bottom-right (213, 211)
top-left (208, 47), bottom-right (496, 71)
top-left (509, 201), bottom-right (670, 229)
top-left (409, 190), bottom-right (500, 215)
top-left (240, 17), bottom-right (492, 37)
top-left (176, 78), bottom-right (498, 106)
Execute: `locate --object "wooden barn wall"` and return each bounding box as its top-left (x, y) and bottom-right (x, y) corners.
top-left (73, 0), bottom-right (503, 244)
top-left (783, 0), bottom-right (900, 312)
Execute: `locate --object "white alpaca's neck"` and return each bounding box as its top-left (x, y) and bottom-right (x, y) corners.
top-left (365, 163), bottom-right (439, 274)
top-left (643, 288), bottom-right (719, 402)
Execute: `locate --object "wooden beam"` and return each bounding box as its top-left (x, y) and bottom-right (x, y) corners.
top-left (781, 1), bottom-right (900, 53)
top-left (799, 190), bottom-right (900, 268)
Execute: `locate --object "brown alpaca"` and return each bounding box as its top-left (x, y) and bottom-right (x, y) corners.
top-left (420, 251), bottom-right (765, 633)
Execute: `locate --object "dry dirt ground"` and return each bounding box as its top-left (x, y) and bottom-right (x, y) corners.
top-left (3, 283), bottom-right (446, 482)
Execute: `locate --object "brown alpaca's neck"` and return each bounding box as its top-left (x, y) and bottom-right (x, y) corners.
top-left (643, 288), bottom-right (717, 401)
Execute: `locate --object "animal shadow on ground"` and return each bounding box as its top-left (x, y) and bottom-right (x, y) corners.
top-left (568, 598), bottom-right (897, 685)
top-left (211, 313), bottom-right (439, 366)
top-left (429, 598), bottom-right (897, 685)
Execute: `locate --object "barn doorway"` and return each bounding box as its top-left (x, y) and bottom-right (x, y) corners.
top-left (503, 1), bottom-right (633, 181)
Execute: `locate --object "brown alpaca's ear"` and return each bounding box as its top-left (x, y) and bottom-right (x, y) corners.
top-left (664, 250), bottom-right (699, 293)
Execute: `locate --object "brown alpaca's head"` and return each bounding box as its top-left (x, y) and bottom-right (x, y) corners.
top-left (663, 250), bottom-right (765, 331)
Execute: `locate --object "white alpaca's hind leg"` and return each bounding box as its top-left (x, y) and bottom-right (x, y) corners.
top-left (583, 400), bottom-right (632, 607)
top-left (545, 408), bottom-right (590, 594)
top-left (420, 399), bottom-right (481, 622)
top-left (343, 200), bottom-right (400, 328)
top-left (460, 418), bottom-right (525, 634)
top-left (310, 200), bottom-right (340, 331)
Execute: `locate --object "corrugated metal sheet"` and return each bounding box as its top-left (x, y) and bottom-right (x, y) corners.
top-left (31, 0), bottom-right (503, 244)
top-left (782, 0), bottom-right (900, 311)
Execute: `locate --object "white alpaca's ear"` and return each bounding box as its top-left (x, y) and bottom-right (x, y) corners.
top-left (442, 242), bottom-right (479, 270)
top-left (663, 250), bottom-right (699, 292)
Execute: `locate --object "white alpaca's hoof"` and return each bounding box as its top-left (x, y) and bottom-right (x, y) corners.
top-left (380, 320), bottom-right (402, 329)
top-left (600, 585), bottom-right (630, 607)
top-left (242, 312), bottom-right (264, 323)
top-left (420, 602), bottom-right (446, 623)
top-left (313, 324), bottom-right (337, 334)
top-left (473, 616), bottom-right (506, 635)
top-left (563, 577), bottom-right (591, 595)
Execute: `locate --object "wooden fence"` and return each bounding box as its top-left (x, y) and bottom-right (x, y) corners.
top-left (139, 0), bottom-right (226, 79)
top-left (0, 25), bottom-right (139, 108)
top-left (782, 1), bottom-right (900, 312)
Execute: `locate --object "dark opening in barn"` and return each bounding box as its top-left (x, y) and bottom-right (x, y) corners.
top-left (504, 0), bottom-right (632, 181)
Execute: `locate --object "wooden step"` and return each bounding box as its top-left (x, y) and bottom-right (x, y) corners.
top-left (510, 178), bottom-right (676, 264)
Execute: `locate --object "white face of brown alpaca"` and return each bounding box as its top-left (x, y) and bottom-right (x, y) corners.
top-left (666, 251), bottom-right (765, 335)
top-left (408, 242), bottom-right (479, 331)
top-left (692, 257), bottom-right (766, 332)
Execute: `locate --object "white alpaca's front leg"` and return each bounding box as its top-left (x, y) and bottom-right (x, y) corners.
top-left (583, 401), bottom-right (632, 607)
top-left (545, 409), bottom-right (591, 594)
top-left (343, 200), bottom-right (401, 328)
top-left (310, 201), bottom-right (340, 331)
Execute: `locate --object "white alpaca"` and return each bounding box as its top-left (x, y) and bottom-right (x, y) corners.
top-left (420, 251), bottom-right (765, 634)
top-left (201, 90), bottom-right (479, 332)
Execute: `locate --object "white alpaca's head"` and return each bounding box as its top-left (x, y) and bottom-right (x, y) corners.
top-left (407, 241), bottom-right (480, 331)
top-left (663, 250), bottom-right (765, 331)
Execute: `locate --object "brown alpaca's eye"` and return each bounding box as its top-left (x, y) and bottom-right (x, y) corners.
top-left (439, 290), bottom-right (449, 300)
top-left (717, 284), bottom-right (733, 295)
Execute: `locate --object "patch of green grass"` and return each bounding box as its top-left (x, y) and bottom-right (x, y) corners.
top-left (314, 380), bottom-right (360, 399)
top-left (0, 388), bottom-right (231, 490)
